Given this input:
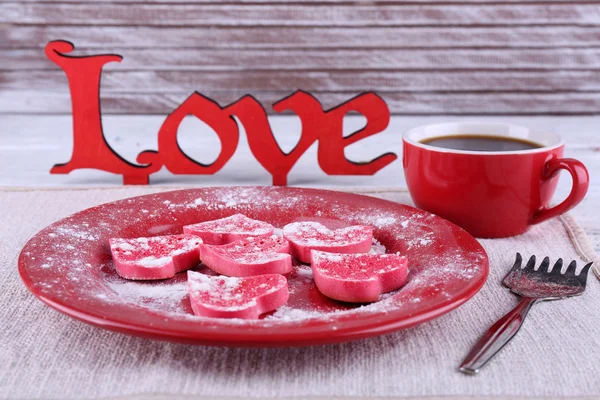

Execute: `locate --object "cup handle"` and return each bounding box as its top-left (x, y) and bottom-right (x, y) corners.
top-left (532, 157), bottom-right (589, 224)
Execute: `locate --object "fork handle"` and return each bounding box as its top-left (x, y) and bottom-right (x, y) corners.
top-left (459, 296), bottom-right (537, 375)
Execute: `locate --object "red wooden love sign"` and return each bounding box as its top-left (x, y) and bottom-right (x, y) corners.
top-left (46, 41), bottom-right (397, 185)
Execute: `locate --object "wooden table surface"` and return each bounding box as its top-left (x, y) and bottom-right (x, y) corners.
top-left (2, 115), bottom-right (598, 254)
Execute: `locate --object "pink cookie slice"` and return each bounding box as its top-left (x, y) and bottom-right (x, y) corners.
top-left (282, 221), bottom-right (373, 263)
top-left (187, 270), bottom-right (289, 319)
top-left (201, 236), bottom-right (292, 277)
top-left (110, 234), bottom-right (202, 280)
top-left (311, 250), bottom-right (408, 303)
top-left (183, 213), bottom-right (274, 245)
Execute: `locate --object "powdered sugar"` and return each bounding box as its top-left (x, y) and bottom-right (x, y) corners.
top-left (266, 306), bottom-right (328, 321)
top-left (183, 213), bottom-right (274, 244)
top-left (137, 256), bottom-right (171, 267)
top-left (283, 222), bottom-right (371, 247)
top-left (21, 187), bottom-right (487, 331)
top-left (295, 265), bottom-right (314, 279)
top-left (208, 236), bottom-right (288, 263)
top-left (233, 252), bottom-right (288, 264)
top-left (284, 221), bottom-right (331, 237)
top-left (318, 253), bottom-right (344, 262)
top-left (373, 216), bottom-right (397, 228)
top-left (54, 226), bottom-right (98, 241)
top-left (369, 238), bottom-right (387, 255)
top-left (110, 235), bottom-right (202, 268)
top-left (106, 277), bottom-right (189, 314)
top-left (109, 235), bottom-right (203, 280)
top-left (165, 187), bottom-right (305, 213)
top-left (188, 273), bottom-right (244, 303)
top-left (112, 241), bottom-right (136, 251)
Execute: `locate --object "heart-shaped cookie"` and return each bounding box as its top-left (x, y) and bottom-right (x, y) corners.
top-left (187, 270), bottom-right (289, 319)
top-left (201, 236), bottom-right (292, 277)
top-left (110, 234), bottom-right (202, 280)
top-left (283, 221), bottom-right (373, 263)
top-left (311, 250), bottom-right (408, 303)
top-left (183, 213), bottom-right (274, 245)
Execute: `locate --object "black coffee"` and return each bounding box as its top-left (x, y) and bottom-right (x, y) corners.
top-left (420, 135), bottom-right (542, 152)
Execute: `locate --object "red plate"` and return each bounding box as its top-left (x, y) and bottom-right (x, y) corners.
top-left (19, 187), bottom-right (488, 347)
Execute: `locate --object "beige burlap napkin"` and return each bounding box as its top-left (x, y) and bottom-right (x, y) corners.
top-left (1, 187), bottom-right (599, 400)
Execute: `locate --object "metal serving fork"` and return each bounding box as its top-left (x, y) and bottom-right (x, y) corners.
top-left (459, 253), bottom-right (593, 375)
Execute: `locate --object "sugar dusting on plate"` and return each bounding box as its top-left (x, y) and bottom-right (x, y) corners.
top-left (106, 276), bottom-right (190, 314)
top-left (22, 187), bottom-right (486, 328)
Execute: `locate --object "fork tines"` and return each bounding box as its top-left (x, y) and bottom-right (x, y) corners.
top-left (512, 252), bottom-right (593, 286)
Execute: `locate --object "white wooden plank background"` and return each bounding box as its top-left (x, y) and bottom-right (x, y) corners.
top-left (2, 1), bottom-right (600, 115)
top-left (3, 4), bottom-right (600, 26)
top-left (7, 26), bottom-right (600, 49)
top-left (6, 91), bottom-right (600, 115)
top-left (7, 48), bottom-right (600, 70)
top-left (7, 70), bottom-right (600, 93)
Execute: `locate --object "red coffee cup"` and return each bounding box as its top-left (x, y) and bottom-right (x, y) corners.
top-left (403, 122), bottom-right (589, 238)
